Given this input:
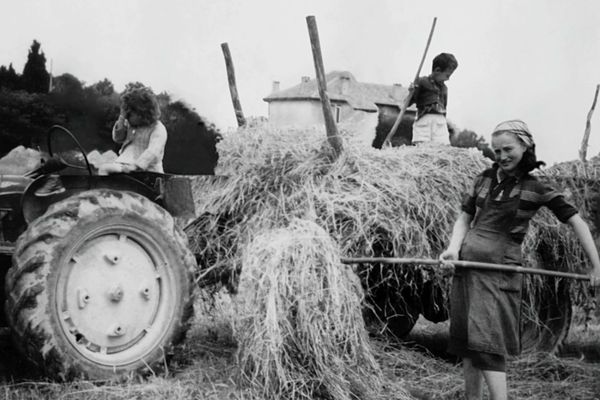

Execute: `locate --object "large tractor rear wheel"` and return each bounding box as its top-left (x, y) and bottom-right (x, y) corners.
top-left (6, 189), bottom-right (196, 380)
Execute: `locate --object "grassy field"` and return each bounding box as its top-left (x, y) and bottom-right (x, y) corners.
top-left (0, 289), bottom-right (598, 400)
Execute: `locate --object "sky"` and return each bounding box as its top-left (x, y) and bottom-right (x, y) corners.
top-left (1, 0), bottom-right (599, 164)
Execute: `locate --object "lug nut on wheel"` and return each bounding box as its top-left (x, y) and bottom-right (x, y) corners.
top-left (108, 285), bottom-right (124, 302)
top-left (108, 324), bottom-right (126, 337)
top-left (104, 251), bottom-right (121, 265)
top-left (140, 287), bottom-right (151, 300)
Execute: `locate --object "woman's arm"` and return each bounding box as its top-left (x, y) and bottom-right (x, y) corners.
top-left (567, 214), bottom-right (600, 285)
top-left (440, 211), bottom-right (473, 261)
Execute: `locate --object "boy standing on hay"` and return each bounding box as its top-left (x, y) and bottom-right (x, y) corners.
top-left (409, 52), bottom-right (457, 145)
top-left (440, 119), bottom-right (600, 400)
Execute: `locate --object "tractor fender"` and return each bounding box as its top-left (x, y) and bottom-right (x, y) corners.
top-left (21, 174), bottom-right (159, 224)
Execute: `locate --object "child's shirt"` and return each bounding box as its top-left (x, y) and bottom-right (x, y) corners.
top-left (113, 120), bottom-right (167, 173)
top-left (410, 76), bottom-right (448, 120)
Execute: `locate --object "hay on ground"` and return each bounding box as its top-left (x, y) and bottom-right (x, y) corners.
top-left (232, 218), bottom-right (391, 400)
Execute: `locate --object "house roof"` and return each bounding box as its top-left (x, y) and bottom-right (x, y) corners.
top-left (263, 71), bottom-right (410, 112)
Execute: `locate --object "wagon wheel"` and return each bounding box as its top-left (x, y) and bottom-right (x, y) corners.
top-left (359, 263), bottom-right (422, 339)
top-left (383, 288), bottom-right (421, 338)
top-left (520, 275), bottom-right (572, 354)
top-left (363, 283), bottom-right (420, 339)
top-left (420, 279), bottom-right (449, 323)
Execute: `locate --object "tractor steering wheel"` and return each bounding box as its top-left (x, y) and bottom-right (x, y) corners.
top-left (47, 125), bottom-right (93, 176)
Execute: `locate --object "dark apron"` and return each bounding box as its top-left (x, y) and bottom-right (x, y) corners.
top-left (448, 191), bottom-right (524, 356)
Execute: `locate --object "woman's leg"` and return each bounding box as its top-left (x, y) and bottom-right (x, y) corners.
top-left (463, 358), bottom-right (483, 400)
top-left (482, 370), bottom-right (507, 400)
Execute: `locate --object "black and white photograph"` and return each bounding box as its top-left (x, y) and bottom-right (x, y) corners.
top-left (0, 1), bottom-right (598, 399)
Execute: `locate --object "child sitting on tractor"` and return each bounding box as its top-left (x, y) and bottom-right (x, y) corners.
top-left (35, 85), bottom-right (167, 196)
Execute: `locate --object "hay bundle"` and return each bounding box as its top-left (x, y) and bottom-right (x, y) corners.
top-left (0, 145), bottom-right (41, 175)
top-left (187, 126), bottom-right (489, 338)
top-left (232, 218), bottom-right (389, 400)
top-left (188, 126), bottom-right (489, 292)
top-left (521, 157), bottom-right (600, 312)
top-left (186, 125), bottom-right (598, 342)
top-left (524, 157), bottom-right (600, 274)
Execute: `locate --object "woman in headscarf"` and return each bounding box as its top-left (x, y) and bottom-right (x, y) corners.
top-left (440, 119), bottom-right (600, 400)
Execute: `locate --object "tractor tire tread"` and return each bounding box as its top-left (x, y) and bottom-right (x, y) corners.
top-left (6, 189), bottom-right (196, 380)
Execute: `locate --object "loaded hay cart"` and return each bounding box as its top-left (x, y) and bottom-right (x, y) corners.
top-left (184, 125), bottom-right (599, 358)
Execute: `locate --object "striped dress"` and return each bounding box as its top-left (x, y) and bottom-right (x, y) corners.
top-left (448, 166), bottom-right (577, 359)
top-left (462, 167), bottom-right (577, 244)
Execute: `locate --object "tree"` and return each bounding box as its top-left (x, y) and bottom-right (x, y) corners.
top-left (450, 128), bottom-right (494, 160)
top-left (21, 40), bottom-right (50, 93)
top-left (52, 73), bottom-right (83, 97)
top-left (0, 90), bottom-right (62, 155)
top-left (0, 63), bottom-right (20, 90)
top-left (89, 78), bottom-right (115, 97)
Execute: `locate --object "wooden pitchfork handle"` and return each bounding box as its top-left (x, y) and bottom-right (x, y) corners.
top-left (340, 256), bottom-right (596, 283)
top-left (383, 17), bottom-right (437, 147)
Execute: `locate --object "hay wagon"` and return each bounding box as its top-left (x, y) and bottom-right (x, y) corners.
top-left (184, 127), bottom-right (599, 358)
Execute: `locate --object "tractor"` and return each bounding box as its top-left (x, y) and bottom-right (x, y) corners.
top-left (0, 126), bottom-right (198, 380)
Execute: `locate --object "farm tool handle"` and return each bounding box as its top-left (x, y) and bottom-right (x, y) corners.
top-left (383, 17), bottom-right (437, 147)
top-left (340, 257), bottom-right (593, 282)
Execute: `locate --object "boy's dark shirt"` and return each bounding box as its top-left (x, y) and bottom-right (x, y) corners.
top-left (409, 76), bottom-right (448, 119)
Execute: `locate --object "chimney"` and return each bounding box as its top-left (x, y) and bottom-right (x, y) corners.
top-left (392, 83), bottom-right (403, 100)
top-left (272, 80), bottom-right (280, 92)
top-left (340, 75), bottom-right (350, 95)
top-left (301, 76), bottom-right (310, 83)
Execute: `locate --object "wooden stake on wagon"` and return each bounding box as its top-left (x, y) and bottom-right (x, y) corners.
top-left (383, 17), bottom-right (437, 147)
top-left (221, 42), bottom-right (246, 127)
top-left (579, 84), bottom-right (600, 170)
top-left (340, 256), bottom-right (594, 282)
top-left (306, 15), bottom-right (343, 157)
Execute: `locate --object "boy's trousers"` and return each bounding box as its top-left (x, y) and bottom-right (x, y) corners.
top-left (412, 113), bottom-right (450, 145)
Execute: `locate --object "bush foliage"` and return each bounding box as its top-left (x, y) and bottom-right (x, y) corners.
top-left (0, 40), bottom-right (220, 174)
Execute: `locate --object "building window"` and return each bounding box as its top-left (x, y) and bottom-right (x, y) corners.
top-left (334, 106), bottom-right (341, 123)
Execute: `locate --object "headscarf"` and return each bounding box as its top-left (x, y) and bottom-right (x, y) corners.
top-left (492, 119), bottom-right (534, 149)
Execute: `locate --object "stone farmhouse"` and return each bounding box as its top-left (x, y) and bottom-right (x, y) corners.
top-left (263, 71), bottom-right (416, 147)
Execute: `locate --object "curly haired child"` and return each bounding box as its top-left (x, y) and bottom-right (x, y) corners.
top-left (98, 85), bottom-right (167, 174)
top-left (35, 85), bottom-right (167, 196)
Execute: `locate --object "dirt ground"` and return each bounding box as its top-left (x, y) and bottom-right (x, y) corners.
top-left (0, 294), bottom-right (597, 400)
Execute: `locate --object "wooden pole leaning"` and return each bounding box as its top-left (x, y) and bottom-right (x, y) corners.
top-left (340, 256), bottom-right (593, 282)
top-left (579, 84), bottom-right (600, 174)
top-left (383, 17), bottom-right (437, 147)
top-left (221, 42), bottom-right (247, 127)
top-left (306, 15), bottom-right (343, 157)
